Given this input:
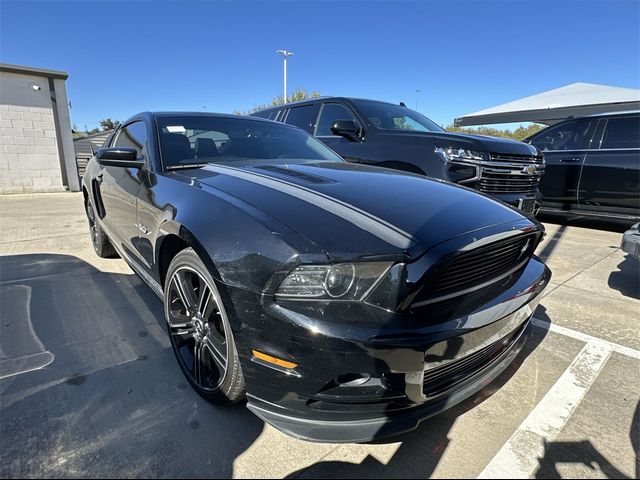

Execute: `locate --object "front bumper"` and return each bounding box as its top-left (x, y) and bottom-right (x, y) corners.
top-left (439, 156), bottom-right (544, 216)
top-left (226, 256), bottom-right (551, 443)
top-left (621, 223), bottom-right (640, 259)
top-left (492, 191), bottom-right (542, 216)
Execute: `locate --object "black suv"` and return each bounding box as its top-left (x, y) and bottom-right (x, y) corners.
top-left (526, 111), bottom-right (640, 222)
top-left (253, 97), bottom-right (545, 215)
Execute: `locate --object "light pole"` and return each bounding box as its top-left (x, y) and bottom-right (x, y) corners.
top-left (415, 89), bottom-right (422, 111)
top-left (276, 49), bottom-right (294, 103)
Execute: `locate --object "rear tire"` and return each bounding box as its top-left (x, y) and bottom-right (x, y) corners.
top-left (85, 200), bottom-right (117, 258)
top-left (164, 248), bottom-right (246, 405)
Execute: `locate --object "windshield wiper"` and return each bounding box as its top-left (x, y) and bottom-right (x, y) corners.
top-left (166, 163), bottom-right (209, 171)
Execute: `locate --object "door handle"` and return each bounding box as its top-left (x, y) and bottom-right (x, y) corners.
top-left (96, 172), bottom-right (104, 182)
top-left (559, 157), bottom-right (581, 163)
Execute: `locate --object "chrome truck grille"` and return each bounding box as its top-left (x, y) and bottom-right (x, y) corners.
top-left (477, 154), bottom-right (545, 196)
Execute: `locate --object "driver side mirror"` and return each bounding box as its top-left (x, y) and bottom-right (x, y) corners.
top-left (330, 120), bottom-right (361, 142)
top-left (96, 147), bottom-right (145, 169)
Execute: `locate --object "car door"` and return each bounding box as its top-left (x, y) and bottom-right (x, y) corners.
top-left (313, 102), bottom-right (365, 163)
top-left (97, 121), bottom-right (147, 255)
top-left (530, 118), bottom-right (597, 211)
top-left (579, 115), bottom-right (640, 218)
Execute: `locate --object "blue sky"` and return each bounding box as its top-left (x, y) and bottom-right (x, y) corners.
top-left (1, 0), bottom-right (638, 130)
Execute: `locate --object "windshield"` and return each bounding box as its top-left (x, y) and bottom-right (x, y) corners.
top-left (156, 115), bottom-right (344, 169)
top-left (351, 100), bottom-right (444, 133)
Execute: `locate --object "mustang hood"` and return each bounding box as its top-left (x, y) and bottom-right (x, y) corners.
top-left (188, 161), bottom-right (532, 260)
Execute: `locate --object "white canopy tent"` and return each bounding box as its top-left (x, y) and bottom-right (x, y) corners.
top-left (454, 82), bottom-right (640, 126)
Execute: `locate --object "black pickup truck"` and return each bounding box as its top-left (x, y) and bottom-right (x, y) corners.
top-left (253, 97), bottom-right (545, 215)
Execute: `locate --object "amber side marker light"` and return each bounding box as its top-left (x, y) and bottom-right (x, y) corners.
top-left (251, 350), bottom-right (298, 370)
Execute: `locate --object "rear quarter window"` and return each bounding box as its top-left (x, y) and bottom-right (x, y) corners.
top-left (251, 110), bottom-right (271, 119)
top-left (283, 104), bottom-right (320, 133)
top-left (601, 117), bottom-right (640, 149)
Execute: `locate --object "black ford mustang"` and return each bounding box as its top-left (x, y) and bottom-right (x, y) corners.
top-left (82, 112), bottom-right (551, 443)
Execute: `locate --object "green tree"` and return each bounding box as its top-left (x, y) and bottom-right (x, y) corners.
top-left (234, 88), bottom-right (322, 115)
top-left (72, 123), bottom-right (100, 138)
top-left (99, 118), bottom-right (122, 131)
top-left (445, 123), bottom-right (544, 141)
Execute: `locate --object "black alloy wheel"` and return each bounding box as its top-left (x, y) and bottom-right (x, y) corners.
top-left (164, 249), bottom-right (245, 404)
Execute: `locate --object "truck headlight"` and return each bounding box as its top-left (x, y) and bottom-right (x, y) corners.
top-left (435, 146), bottom-right (488, 162)
top-left (275, 262), bottom-right (393, 301)
top-left (435, 147), bottom-right (486, 183)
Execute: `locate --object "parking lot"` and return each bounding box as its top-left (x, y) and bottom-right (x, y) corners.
top-left (0, 192), bottom-right (638, 478)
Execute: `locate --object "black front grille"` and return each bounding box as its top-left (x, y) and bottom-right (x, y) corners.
top-left (416, 232), bottom-right (539, 303)
top-left (431, 234), bottom-right (535, 295)
top-left (422, 320), bottom-right (528, 397)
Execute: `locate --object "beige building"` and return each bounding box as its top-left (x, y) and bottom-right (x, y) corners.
top-left (0, 63), bottom-right (79, 194)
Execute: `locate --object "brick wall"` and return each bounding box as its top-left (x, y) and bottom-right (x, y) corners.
top-left (0, 105), bottom-right (65, 193)
top-left (0, 69), bottom-right (72, 194)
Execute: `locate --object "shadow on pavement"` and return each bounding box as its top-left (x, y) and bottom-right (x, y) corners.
top-left (536, 224), bottom-right (567, 262)
top-left (534, 440), bottom-right (631, 479)
top-left (537, 213), bottom-right (630, 234)
top-left (608, 255), bottom-right (640, 300)
top-left (0, 253), bottom-right (263, 478)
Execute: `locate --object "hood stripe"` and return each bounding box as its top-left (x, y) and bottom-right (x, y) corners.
top-left (207, 165), bottom-right (417, 250)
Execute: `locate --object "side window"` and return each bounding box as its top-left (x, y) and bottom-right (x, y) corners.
top-left (600, 117), bottom-right (640, 149)
top-left (114, 121), bottom-right (147, 157)
top-left (530, 120), bottom-right (595, 151)
top-left (283, 104), bottom-right (320, 133)
top-left (315, 103), bottom-right (358, 136)
top-left (251, 110), bottom-right (270, 119)
top-left (392, 116), bottom-right (429, 132)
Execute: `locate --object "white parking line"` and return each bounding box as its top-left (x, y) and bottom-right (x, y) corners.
top-left (532, 317), bottom-right (640, 360)
top-left (479, 317), bottom-right (640, 478)
top-left (478, 341), bottom-right (612, 479)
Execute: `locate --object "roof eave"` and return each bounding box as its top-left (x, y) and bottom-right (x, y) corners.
top-left (0, 63), bottom-right (69, 80)
top-left (455, 101), bottom-right (640, 126)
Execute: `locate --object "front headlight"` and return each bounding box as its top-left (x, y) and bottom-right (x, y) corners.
top-left (275, 262), bottom-right (393, 301)
top-left (435, 146), bottom-right (488, 163)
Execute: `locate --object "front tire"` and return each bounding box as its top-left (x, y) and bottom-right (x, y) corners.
top-left (164, 248), bottom-right (246, 405)
top-left (85, 200), bottom-right (117, 258)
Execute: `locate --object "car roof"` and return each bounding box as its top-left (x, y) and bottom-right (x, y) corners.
top-left (123, 111), bottom-right (280, 125)
top-left (586, 110), bottom-right (639, 118)
top-left (254, 97), bottom-right (403, 113)
top-left (152, 111), bottom-right (273, 121)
